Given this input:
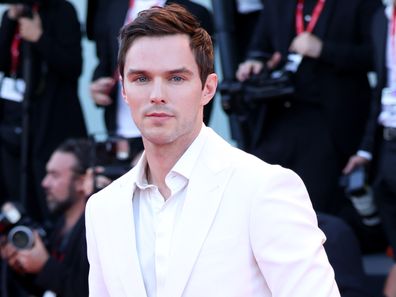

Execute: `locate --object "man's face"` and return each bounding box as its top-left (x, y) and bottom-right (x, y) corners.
top-left (41, 152), bottom-right (79, 215)
top-left (121, 34), bottom-right (217, 147)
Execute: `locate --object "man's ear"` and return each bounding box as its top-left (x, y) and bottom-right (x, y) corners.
top-left (120, 75), bottom-right (128, 103)
top-left (202, 73), bottom-right (218, 106)
top-left (75, 173), bottom-right (89, 195)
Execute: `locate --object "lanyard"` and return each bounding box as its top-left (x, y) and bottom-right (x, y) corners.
top-left (9, 4), bottom-right (40, 77)
top-left (10, 28), bottom-right (21, 77)
top-left (295, 0), bottom-right (325, 35)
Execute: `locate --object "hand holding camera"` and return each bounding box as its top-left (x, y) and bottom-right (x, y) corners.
top-left (236, 52), bottom-right (282, 82)
top-left (1, 230), bottom-right (49, 274)
top-left (343, 154), bottom-right (370, 175)
top-left (0, 201), bottom-right (47, 250)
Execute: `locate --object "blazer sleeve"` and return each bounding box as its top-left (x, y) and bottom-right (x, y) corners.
top-left (250, 167), bottom-right (340, 297)
top-left (359, 6), bottom-right (387, 154)
top-left (85, 199), bottom-right (111, 297)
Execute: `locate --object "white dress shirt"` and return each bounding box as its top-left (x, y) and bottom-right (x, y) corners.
top-left (133, 126), bottom-right (207, 297)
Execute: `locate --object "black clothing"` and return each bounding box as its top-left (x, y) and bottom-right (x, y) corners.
top-left (0, 0), bottom-right (87, 221)
top-left (35, 215), bottom-right (89, 297)
top-left (318, 213), bottom-right (371, 297)
top-left (355, 4), bottom-right (396, 260)
top-left (9, 215), bottom-right (89, 297)
top-left (244, 0), bottom-right (381, 213)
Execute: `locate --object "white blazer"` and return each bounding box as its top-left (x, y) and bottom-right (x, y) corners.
top-left (85, 127), bottom-right (340, 297)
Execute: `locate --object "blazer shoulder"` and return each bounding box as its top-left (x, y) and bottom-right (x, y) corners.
top-left (87, 167), bottom-right (137, 207)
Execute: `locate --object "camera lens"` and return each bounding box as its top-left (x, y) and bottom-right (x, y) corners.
top-left (7, 226), bottom-right (34, 250)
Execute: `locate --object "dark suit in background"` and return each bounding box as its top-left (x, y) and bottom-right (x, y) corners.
top-left (243, 0), bottom-right (381, 214)
top-left (8, 215), bottom-right (89, 297)
top-left (318, 213), bottom-right (372, 297)
top-left (357, 3), bottom-right (396, 260)
top-left (0, 0), bottom-right (87, 222)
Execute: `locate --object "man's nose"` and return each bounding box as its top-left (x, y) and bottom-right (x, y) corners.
top-left (150, 78), bottom-right (166, 104)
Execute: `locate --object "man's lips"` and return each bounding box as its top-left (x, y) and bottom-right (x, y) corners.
top-left (146, 112), bottom-right (172, 117)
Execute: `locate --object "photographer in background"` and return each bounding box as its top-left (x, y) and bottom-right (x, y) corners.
top-left (0, 138), bottom-right (91, 297)
top-left (0, 0), bottom-right (87, 223)
top-left (343, 1), bottom-right (396, 296)
top-left (235, 0), bottom-right (381, 215)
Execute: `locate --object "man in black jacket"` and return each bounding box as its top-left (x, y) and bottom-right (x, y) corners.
top-left (236, 0), bottom-right (381, 214)
top-left (343, 2), bottom-right (396, 295)
top-left (0, 0), bottom-right (87, 223)
top-left (1, 138), bottom-right (91, 297)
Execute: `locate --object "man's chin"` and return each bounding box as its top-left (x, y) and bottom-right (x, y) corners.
top-left (143, 129), bottom-right (176, 144)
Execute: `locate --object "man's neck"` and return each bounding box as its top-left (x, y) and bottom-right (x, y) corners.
top-left (143, 129), bottom-right (201, 200)
top-left (63, 198), bottom-right (85, 234)
top-left (144, 144), bottom-right (185, 200)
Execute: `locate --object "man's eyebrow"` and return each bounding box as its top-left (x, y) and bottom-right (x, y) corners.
top-left (167, 67), bottom-right (194, 76)
top-left (125, 69), bottom-right (148, 76)
top-left (125, 67), bottom-right (194, 76)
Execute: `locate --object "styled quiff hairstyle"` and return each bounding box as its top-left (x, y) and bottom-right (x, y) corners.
top-left (118, 4), bottom-right (214, 88)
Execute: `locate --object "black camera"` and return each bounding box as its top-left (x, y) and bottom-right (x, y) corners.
top-left (93, 137), bottom-right (132, 180)
top-left (220, 63), bottom-right (294, 115)
top-left (0, 201), bottom-right (46, 249)
top-left (89, 136), bottom-right (134, 193)
top-left (339, 166), bottom-right (380, 226)
top-left (339, 166), bottom-right (366, 196)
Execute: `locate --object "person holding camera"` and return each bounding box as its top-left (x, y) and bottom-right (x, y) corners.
top-left (0, 0), bottom-right (87, 223)
top-left (343, 1), bottom-right (396, 296)
top-left (235, 0), bottom-right (381, 215)
top-left (1, 138), bottom-right (91, 297)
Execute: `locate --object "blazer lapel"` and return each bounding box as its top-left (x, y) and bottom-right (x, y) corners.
top-left (110, 168), bottom-right (148, 297)
top-left (161, 129), bottom-right (233, 297)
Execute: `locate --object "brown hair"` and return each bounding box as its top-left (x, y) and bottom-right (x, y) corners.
top-left (118, 4), bottom-right (214, 87)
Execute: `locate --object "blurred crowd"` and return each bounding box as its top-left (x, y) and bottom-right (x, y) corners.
top-left (0, 0), bottom-right (395, 296)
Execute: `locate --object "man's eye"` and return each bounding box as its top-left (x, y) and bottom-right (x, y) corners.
top-left (170, 76), bottom-right (184, 82)
top-left (136, 76), bottom-right (148, 83)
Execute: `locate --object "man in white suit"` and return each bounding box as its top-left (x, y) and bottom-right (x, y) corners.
top-left (85, 4), bottom-right (340, 297)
